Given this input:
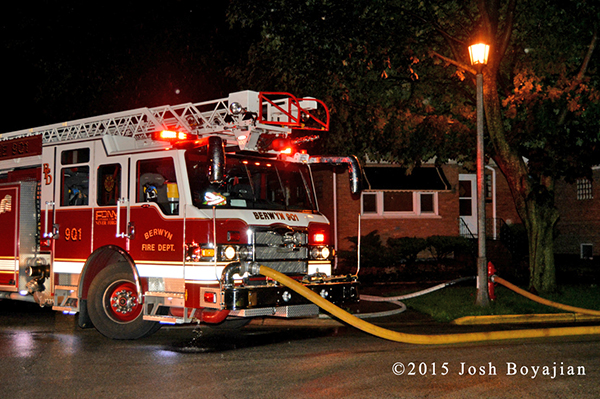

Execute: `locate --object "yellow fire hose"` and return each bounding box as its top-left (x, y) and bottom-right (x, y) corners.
top-left (258, 265), bottom-right (600, 345)
top-left (492, 276), bottom-right (600, 316)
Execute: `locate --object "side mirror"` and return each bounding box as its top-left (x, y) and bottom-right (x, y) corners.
top-left (309, 155), bottom-right (363, 194)
top-left (345, 155), bottom-right (362, 195)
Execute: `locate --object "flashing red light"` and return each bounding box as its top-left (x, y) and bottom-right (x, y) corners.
top-left (313, 232), bottom-right (326, 243)
top-left (160, 130), bottom-right (188, 140)
top-left (270, 137), bottom-right (294, 154)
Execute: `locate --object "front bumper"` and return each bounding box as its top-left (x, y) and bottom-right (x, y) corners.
top-left (223, 275), bottom-right (359, 311)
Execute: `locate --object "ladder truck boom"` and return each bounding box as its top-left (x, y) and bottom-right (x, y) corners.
top-left (0, 91), bottom-right (330, 151)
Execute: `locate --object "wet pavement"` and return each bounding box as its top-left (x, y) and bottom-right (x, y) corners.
top-left (1, 299), bottom-right (600, 398)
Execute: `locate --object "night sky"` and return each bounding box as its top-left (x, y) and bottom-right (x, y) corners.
top-left (2, 1), bottom-right (248, 133)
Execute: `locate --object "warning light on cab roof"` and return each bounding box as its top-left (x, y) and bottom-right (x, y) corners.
top-left (160, 130), bottom-right (188, 140)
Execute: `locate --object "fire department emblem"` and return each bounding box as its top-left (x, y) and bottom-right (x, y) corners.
top-left (104, 175), bottom-right (116, 192)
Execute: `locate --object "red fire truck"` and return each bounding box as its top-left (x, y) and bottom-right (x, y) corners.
top-left (0, 91), bottom-right (361, 339)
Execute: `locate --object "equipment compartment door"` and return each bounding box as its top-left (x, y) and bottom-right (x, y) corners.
top-left (0, 185), bottom-right (19, 288)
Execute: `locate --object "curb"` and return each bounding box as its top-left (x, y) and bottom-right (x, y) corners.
top-left (452, 313), bottom-right (600, 325)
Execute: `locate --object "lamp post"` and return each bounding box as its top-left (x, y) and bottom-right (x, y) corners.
top-left (468, 42), bottom-right (490, 307)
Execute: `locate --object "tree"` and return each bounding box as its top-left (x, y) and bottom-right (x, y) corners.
top-left (228, 0), bottom-right (600, 293)
top-left (227, 0), bottom-right (478, 163)
top-left (433, 0), bottom-right (599, 293)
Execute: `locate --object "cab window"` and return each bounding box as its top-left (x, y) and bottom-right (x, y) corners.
top-left (136, 157), bottom-right (178, 215)
top-left (97, 164), bottom-right (121, 206)
top-left (61, 166), bottom-right (89, 206)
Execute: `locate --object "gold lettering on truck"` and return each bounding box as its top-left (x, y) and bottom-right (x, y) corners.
top-left (141, 228), bottom-right (175, 252)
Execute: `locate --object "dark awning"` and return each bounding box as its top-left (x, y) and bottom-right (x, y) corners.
top-left (363, 166), bottom-right (451, 191)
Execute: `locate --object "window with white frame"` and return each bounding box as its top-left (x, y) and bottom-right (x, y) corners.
top-left (361, 191), bottom-right (438, 217)
top-left (581, 243), bottom-right (593, 260)
top-left (576, 178), bottom-right (593, 200)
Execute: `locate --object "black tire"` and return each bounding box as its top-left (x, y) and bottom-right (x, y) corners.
top-left (87, 262), bottom-right (160, 340)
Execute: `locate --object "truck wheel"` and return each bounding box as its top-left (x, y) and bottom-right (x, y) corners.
top-left (87, 263), bottom-right (160, 339)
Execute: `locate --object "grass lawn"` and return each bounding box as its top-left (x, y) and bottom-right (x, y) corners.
top-left (397, 284), bottom-right (600, 323)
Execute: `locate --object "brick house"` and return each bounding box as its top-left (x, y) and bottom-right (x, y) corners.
top-left (313, 160), bottom-right (598, 281)
top-left (312, 162), bottom-right (521, 270)
top-left (555, 167), bottom-right (600, 265)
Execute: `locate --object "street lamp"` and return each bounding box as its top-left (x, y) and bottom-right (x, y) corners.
top-left (468, 42), bottom-right (490, 307)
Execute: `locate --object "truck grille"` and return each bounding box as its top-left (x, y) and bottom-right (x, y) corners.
top-left (253, 228), bottom-right (308, 274)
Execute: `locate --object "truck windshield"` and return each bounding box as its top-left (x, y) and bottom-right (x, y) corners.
top-left (185, 150), bottom-right (317, 212)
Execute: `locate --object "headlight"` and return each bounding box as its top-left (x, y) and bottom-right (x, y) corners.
top-left (223, 245), bottom-right (237, 260)
top-left (219, 245), bottom-right (253, 261)
top-left (310, 246), bottom-right (332, 260)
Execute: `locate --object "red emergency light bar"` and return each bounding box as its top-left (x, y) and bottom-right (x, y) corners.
top-left (160, 130), bottom-right (189, 140)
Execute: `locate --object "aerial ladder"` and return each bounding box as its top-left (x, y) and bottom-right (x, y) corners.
top-left (0, 90), bottom-right (359, 192)
top-left (0, 91), bottom-right (329, 151)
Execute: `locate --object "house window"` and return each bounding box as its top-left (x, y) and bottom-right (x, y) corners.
top-left (384, 192), bottom-right (412, 212)
top-left (420, 193), bottom-right (435, 213)
top-left (362, 192), bottom-right (378, 214)
top-left (581, 243), bottom-right (593, 260)
top-left (576, 178), bottom-right (593, 200)
top-left (485, 174), bottom-right (493, 201)
top-left (361, 191), bottom-right (438, 217)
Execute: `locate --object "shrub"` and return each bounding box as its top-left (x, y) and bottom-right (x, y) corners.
top-left (426, 235), bottom-right (474, 262)
top-left (386, 237), bottom-right (428, 266)
top-left (337, 231), bottom-right (476, 282)
top-left (339, 230), bottom-right (391, 269)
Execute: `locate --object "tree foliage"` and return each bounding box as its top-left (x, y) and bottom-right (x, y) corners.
top-left (227, 0), bottom-right (477, 165)
top-left (228, 0), bottom-right (600, 292)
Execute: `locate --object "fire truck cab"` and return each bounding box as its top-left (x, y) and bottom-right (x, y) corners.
top-left (0, 91), bottom-right (362, 339)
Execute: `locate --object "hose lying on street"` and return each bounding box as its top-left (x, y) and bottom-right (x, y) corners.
top-left (344, 276), bottom-right (475, 319)
top-left (319, 300), bottom-right (407, 320)
top-left (360, 276), bottom-right (475, 302)
top-left (256, 264), bottom-right (600, 345)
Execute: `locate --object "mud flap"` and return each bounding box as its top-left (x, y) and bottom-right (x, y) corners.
top-left (77, 299), bottom-right (94, 329)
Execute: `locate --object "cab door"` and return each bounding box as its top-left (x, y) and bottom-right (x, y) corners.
top-left (92, 158), bottom-right (130, 251)
top-left (51, 144), bottom-right (94, 275)
top-left (127, 154), bottom-right (184, 281)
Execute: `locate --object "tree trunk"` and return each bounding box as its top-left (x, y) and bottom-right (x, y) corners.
top-left (482, 70), bottom-right (559, 293)
top-left (523, 196), bottom-right (559, 293)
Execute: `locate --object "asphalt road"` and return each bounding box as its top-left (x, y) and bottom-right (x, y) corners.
top-left (1, 300), bottom-right (599, 399)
